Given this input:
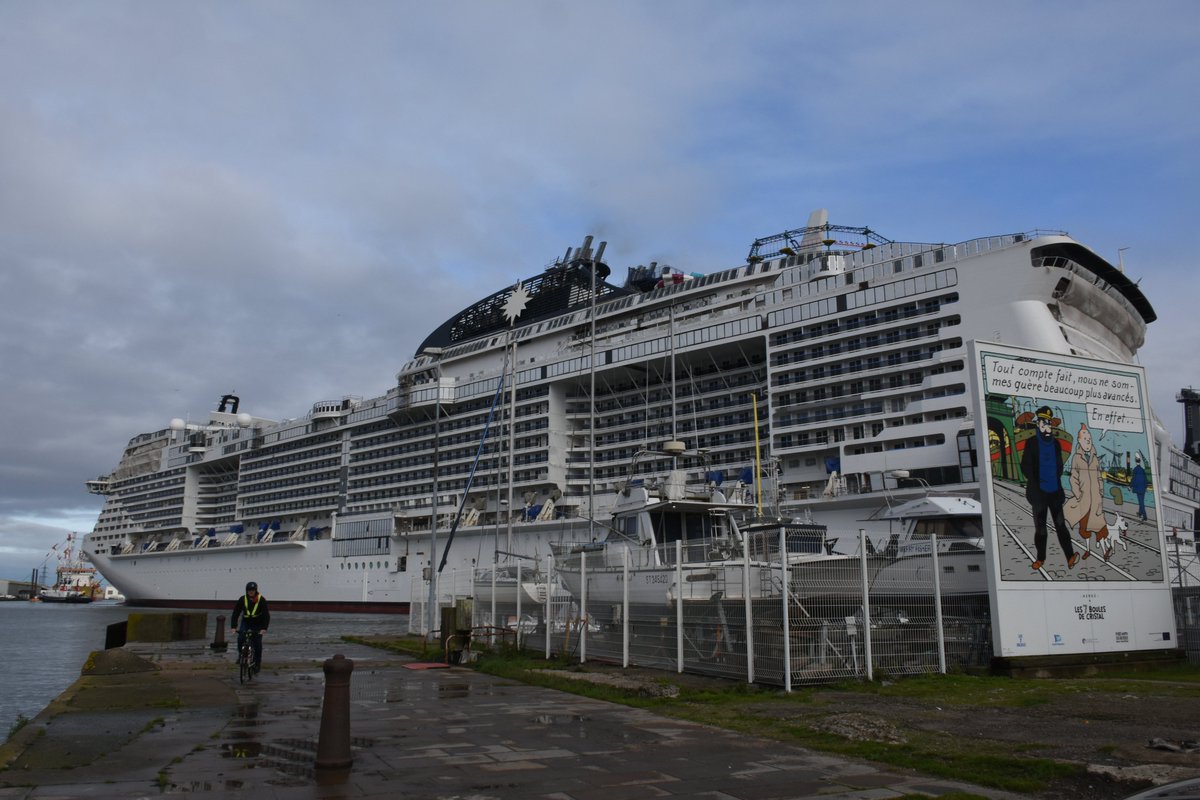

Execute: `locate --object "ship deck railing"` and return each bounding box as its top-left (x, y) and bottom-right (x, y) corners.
top-left (553, 535), bottom-right (760, 570)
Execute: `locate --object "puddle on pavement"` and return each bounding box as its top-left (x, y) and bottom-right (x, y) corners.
top-left (182, 780), bottom-right (246, 791)
top-left (530, 714), bottom-right (590, 725)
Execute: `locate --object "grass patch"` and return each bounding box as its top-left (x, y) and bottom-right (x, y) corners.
top-left (5, 715), bottom-right (29, 742)
top-left (343, 633), bottom-right (434, 660)
top-left (827, 668), bottom-right (1200, 706)
top-left (139, 717), bottom-right (165, 736)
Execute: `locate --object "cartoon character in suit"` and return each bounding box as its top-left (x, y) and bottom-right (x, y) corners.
top-left (1132, 451), bottom-right (1149, 521)
top-left (1020, 406), bottom-right (1078, 571)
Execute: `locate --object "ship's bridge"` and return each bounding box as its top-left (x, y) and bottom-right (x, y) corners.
top-left (85, 476), bottom-right (112, 495)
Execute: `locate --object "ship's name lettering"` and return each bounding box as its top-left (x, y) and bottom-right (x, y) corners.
top-left (645, 574), bottom-right (670, 584)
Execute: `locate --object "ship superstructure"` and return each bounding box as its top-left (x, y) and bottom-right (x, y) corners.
top-left (82, 211), bottom-right (1200, 609)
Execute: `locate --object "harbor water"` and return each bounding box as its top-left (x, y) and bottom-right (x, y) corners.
top-left (0, 601), bottom-right (410, 736)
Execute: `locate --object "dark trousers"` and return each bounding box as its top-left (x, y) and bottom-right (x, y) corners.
top-left (237, 623), bottom-right (263, 666)
top-left (1031, 491), bottom-right (1074, 562)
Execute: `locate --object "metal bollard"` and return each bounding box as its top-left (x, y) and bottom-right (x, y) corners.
top-left (315, 654), bottom-right (355, 770)
top-left (211, 615), bottom-right (228, 652)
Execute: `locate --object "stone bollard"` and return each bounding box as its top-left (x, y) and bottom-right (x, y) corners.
top-left (211, 615), bottom-right (228, 652)
top-left (315, 654), bottom-right (355, 770)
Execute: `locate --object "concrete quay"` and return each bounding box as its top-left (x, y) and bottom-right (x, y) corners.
top-left (0, 624), bottom-right (1026, 800)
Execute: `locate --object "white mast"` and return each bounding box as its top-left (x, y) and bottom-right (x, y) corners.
top-left (501, 282), bottom-right (530, 557)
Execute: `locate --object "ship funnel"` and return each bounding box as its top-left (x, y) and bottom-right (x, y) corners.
top-left (571, 235), bottom-right (596, 264)
top-left (798, 208), bottom-right (829, 251)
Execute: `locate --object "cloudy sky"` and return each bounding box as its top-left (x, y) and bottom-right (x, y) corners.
top-left (2, 1), bottom-right (1198, 581)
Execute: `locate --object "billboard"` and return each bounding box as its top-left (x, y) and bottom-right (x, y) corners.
top-left (968, 341), bottom-right (1176, 657)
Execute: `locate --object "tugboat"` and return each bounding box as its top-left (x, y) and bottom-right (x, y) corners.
top-left (37, 533), bottom-right (99, 603)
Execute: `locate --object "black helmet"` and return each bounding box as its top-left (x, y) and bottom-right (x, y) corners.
top-left (245, 581), bottom-right (258, 591)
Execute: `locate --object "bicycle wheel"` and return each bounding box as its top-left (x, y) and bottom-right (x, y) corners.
top-left (239, 648), bottom-right (250, 684)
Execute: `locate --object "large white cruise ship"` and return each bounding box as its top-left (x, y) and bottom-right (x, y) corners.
top-left (82, 211), bottom-right (1200, 611)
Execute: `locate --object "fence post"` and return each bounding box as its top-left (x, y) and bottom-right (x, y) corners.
top-left (743, 524), bottom-right (754, 684)
top-left (543, 554), bottom-right (551, 659)
top-left (931, 532), bottom-right (946, 674)
top-left (315, 654), bottom-right (354, 770)
top-left (515, 560), bottom-right (523, 649)
top-left (622, 545), bottom-right (630, 668)
top-left (1177, 537), bottom-right (1185, 588)
top-left (490, 558), bottom-right (497, 648)
top-left (779, 527), bottom-right (791, 692)
top-left (676, 539), bottom-right (684, 673)
top-left (580, 550), bottom-right (587, 663)
top-left (859, 528), bottom-right (873, 682)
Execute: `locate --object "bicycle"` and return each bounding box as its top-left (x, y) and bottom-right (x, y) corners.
top-left (236, 630), bottom-right (262, 684)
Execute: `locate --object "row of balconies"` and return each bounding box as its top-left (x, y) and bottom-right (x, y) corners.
top-left (562, 370), bottom-right (763, 417)
top-left (238, 496), bottom-right (338, 516)
top-left (773, 340), bottom-right (958, 389)
top-left (232, 457), bottom-right (340, 483)
top-left (238, 477), bottom-right (340, 503)
top-left (770, 320), bottom-right (947, 367)
top-left (768, 294), bottom-right (952, 348)
top-left (345, 444), bottom-right (554, 492)
top-left (240, 445), bottom-right (341, 476)
top-left (349, 432), bottom-right (546, 477)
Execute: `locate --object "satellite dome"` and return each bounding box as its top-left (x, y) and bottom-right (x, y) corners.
top-left (236, 412), bottom-right (253, 427)
top-left (169, 418), bottom-right (186, 431)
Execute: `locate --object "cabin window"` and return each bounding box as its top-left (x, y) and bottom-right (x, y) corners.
top-left (911, 518), bottom-right (983, 539)
top-left (619, 516), bottom-right (639, 541)
top-left (650, 510), bottom-right (715, 546)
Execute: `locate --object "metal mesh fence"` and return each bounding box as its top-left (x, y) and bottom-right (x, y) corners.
top-left (1172, 587), bottom-right (1200, 665)
top-left (410, 531), bottom-right (993, 687)
top-left (408, 553), bottom-right (1200, 679)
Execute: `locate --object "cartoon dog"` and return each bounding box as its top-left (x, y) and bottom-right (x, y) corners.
top-left (1097, 512), bottom-right (1129, 562)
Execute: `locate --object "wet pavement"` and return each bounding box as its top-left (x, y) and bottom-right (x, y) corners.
top-left (0, 624), bottom-right (1030, 799)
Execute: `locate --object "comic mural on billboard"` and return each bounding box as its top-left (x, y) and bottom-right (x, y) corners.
top-left (969, 342), bottom-right (1176, 658)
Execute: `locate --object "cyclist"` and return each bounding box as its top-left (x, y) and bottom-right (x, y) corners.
top-left (230, 581), bottom-right (270, 674)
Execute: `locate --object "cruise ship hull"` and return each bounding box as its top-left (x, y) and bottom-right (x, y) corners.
top-left (88, 520), bottom-right (590, 613)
